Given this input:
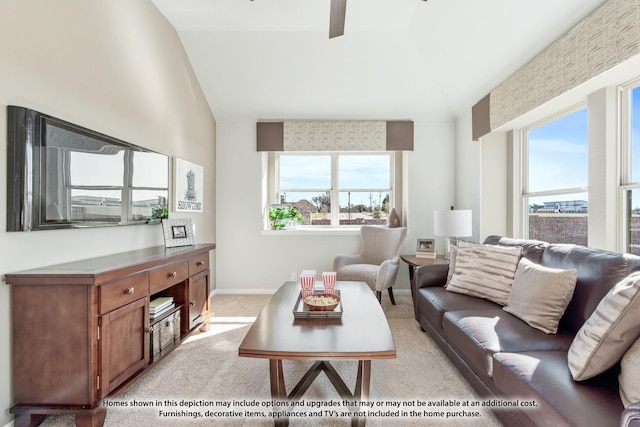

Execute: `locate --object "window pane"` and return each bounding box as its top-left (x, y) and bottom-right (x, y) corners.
top-left (132, 190), bottom-right (169, 222)
top-left (278, 191), bottom-right (330, 226)
top-left (279, 155), bottom-right (331, 189)
top-left (631, 87), bottom-right (640, 183)
top-left (68, 150), bottom-right (124, 186)
top-left (339, 191), bottom-right (389, 225)
top-left (527, 193), bottom-right (588, 245)
top-left (132, 151), bottom-right (169, 188)
top-left (527, 109), bottom-right (588, 193)
top-left (70, 189), bottom-right (123, 223)
top-left (339, 155), bottom-right (390, 189)
top-left (628, 189), bottom-right (640, 255)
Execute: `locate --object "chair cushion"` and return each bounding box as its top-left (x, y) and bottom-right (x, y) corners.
top-left (503, 258), bottom-right (577, 334)
top-left (568, 271), bottom-right (640, 380)
top-left (443, 309), bottom-right (573, 378)
top-left (336, 264), bottom-right (379, 290)
top-left (493, 351), bottom-right (623, 427)
top-left (446, 241), bottom-right (522, 305)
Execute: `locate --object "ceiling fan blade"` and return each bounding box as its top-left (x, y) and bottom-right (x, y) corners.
top-left (329, 0), bottom-right (346, 39)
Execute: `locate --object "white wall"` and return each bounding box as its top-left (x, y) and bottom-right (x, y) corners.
top-left (454, 112), bottom-right (482, 242)
top-left (0, 1), bottom-right (216, 424)
top-left (215, 116), bottom-right (455, 293)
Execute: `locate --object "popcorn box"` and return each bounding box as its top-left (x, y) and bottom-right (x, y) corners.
top-left (322, 271), bottom-right (337, 294)
top-left (300, 270), bottom-right (316, 298)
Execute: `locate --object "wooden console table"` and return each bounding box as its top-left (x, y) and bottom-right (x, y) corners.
top-left (6, 243), bottom-right (215, 427)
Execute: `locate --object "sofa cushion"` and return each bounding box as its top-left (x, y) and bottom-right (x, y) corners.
top-left (417, 287), bottom-right (499, 335)
top-left (493, 351), bottom-right (623, 427)
top-left (483, 235), bottom-right (548, 264)
top-left (446, 241), bottom-right (522, 305)
top-left (620, 337), bottom-right (640, 408)
top-left (503, 258), bottom-right (577, 334)
top-left (540, 244), bottom-right (640, 333)
top-left (568, 271), bottom-right (640, 380)
top-left (442, 309), bottom-right (573, 378)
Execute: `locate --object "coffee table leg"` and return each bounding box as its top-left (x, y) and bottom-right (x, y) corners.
top-left (352, 360), bottom-right (371, 427)
top-left (269, 359), bottom-right (288, 427)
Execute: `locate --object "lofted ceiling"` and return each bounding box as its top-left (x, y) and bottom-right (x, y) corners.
top-left (151, 0), bottom-right (608, 121)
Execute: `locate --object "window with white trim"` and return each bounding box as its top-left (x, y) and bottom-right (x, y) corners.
top-left (620, 80), bottom-right (640, 255)
top-left (267, 152), bottom-right (397, 228)
top-left (522, 105), bottom-right (588, 244)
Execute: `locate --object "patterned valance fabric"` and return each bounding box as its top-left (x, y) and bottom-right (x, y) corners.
top-left (257, 120), bottom-right (413, 151)
top-left (473, 0), bottom-right (640, 139)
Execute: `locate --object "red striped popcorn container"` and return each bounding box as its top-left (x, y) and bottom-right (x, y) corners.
top-left (322, 271), bottom-right (337, 294)
top-left (300, 270), bottom-right (316, 298)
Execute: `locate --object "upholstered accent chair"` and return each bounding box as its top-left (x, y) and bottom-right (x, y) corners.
top-left (333, 225), bottom-right (408, 304)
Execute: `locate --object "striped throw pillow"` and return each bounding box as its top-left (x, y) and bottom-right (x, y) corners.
top-left (568, 272), bottom-right (640, 381)
top-left (446, 241), bottom-right (522, 306)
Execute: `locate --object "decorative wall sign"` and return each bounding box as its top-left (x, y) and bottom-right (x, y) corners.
top-left (174, 158), bottom-right (203, 212)
top-left (162, 218), bottom-right (195, 247)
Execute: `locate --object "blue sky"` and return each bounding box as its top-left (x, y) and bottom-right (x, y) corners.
top-left (527, 108), bottom-right (588, 197)
top-left (279, 154), bottom-right (390, 208)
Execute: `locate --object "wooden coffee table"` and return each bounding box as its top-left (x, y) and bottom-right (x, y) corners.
top-left (238, 281), bottom-right (396, 427)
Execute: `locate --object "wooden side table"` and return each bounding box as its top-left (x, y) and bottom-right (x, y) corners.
top-left (401, 254), bottom-right (449, 299)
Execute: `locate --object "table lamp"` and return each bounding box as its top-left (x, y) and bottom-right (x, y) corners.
top-left (434, 207), bottom-right (472, 259)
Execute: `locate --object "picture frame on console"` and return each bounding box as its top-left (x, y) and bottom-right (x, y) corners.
top-left (162, 218), bottom-right (195, 247)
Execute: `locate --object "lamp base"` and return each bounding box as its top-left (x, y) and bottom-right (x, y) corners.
top-left (444, 237), bottom-right (457, 260)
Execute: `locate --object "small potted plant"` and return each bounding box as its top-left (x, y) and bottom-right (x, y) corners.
top-left (268, 204), bottom-right (302, 230)
top-left (148, 204), bottom-right (168, 224)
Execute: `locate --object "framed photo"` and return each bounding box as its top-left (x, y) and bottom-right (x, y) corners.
top-left (174, 157), bottom-right (204, 212)
top-left (416, 238), bottom-right (435, 252)
top-left (162, 218), bottom-right (195, 247)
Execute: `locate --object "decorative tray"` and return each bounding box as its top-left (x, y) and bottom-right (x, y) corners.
top-left (293, 289), bottom-right (342, 319)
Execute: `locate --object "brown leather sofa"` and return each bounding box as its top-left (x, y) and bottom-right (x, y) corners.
top-left (411, 236), bottom-right (640, 427)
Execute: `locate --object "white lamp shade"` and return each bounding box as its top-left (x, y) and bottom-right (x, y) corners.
top-left (434, 209), bottom-right (472, 237)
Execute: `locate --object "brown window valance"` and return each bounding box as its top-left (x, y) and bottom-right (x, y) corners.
top-left (257, 120), bottom-right (413, 151)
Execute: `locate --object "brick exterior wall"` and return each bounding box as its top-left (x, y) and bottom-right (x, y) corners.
top-left (529, 214), bottom-right (588, 247)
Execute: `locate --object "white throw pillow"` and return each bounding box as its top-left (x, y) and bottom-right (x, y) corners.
top-left (446, 240), bottom-right (522, 306)
top-left (503, 258), bottom-right (577, 334)
top-left (620, 336), bottom-right (640, 408)
top-left (568, 271), bottom-right (640, 381)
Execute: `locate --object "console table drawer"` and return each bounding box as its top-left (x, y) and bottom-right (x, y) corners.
top-left (189, 253), bottom-right (209, 276)
top-left (150, 261), bottom-right (188, 293)
top-left (100, 272), bottom-right (149, 314)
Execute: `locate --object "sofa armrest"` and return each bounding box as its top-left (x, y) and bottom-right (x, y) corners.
top-left (413, 264), bottom-right (449, 289)
top-left (622, 403), bottom-right (640, 427)
top-left (410, 264), bottom-right (449, 322)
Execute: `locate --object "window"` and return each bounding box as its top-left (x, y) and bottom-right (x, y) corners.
top-left (270, 152), bottom-right (396, 228)
top-left (522, 106), bottom-right (588, 245)
top-left (620, 81), bottom-right (640, 255)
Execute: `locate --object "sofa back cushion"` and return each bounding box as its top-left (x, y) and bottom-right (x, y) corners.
top-left (483, 235), bottom-right (547, 264)
top-left (540, 244), bottom-right (640, 333)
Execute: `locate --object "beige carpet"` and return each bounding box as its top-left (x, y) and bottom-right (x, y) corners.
top-left (39, 294), bottom-right (501, 426)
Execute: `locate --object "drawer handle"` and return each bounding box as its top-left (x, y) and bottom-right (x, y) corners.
top-left (165, 321), bottom-right (171, 327)
top-left (169, 271), bottom-right (177, 278)
top-left (196, 261), bottom-right (204, 266)
top-left (190, 300), bottom-right (196, 306)
top-left (124, 287), bottom-right (135, 295)
top-left (145, 326), bottom-right (153, 333)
